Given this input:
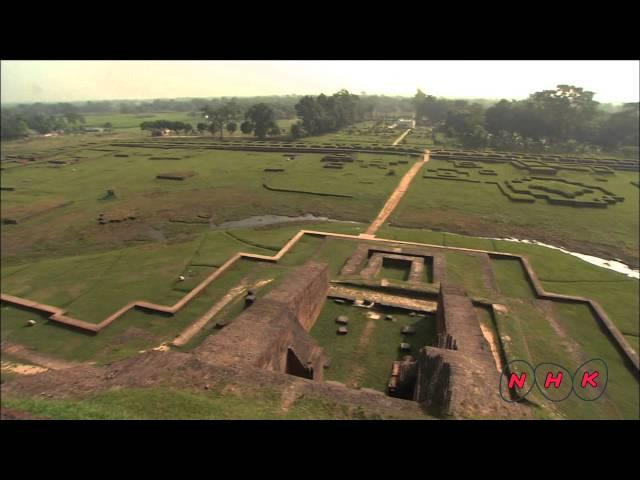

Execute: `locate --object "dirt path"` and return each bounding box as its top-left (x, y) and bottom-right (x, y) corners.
top-left (1, 342), bottom-right (85, 370)
top-left (363, 149), bottom-right (429, 236)
top-left (391, 129), bottom-right (412, 146)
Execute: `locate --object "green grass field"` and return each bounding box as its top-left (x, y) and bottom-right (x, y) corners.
top-left (1, 385), bottom-right (420, 420)
top-left (1, 140), bottom-right (413, 265)
top-left (1, 115), bottom-right (637, 420)
top-left (391, 158), bottom-right (640, 266)
top-left (310, 301), bottom-right (436, 392)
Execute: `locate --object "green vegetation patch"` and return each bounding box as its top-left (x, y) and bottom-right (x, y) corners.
top-left (490, 257), bottom-right (536, 298)
top-left (0, 385), bottom-right (418, 420)
top-left (310, 301), bottom-right (436, 392)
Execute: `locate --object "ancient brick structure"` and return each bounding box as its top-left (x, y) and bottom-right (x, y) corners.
top-left (339, 244), bottom-right (442, 284)
top-left (412, 283), bottom-right (520, 418)
top-left (195, 261), bottom-right (330, 380)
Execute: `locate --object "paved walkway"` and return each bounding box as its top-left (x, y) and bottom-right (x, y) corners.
top-left (363, 149), bottom-right (430, 236)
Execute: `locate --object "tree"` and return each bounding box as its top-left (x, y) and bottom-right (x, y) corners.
top-left (29, 114), bottom-right (54, 134)
top-left (294, 90), bottom-right (362, 136)
top-left (528, 85), bottom-right (599, 144)
top-left (461, 125), bottom-right (489, 148)
top-left (1, 112), bottom-right (29, 139)
top-left (485, 99), bottom-right (514, 135)
top-left (413, 91), bottom-right (448, 126)
top-left (444, 102), bottom-right (485, 137)
top-left (64, 111), bottom-right (85, 124)
top-left (200, 101), bottom-right (238, 140)
top-left (226, 121), bottom-right (237, 136)
top-left (245, 103), bottom-right (277, 139)
top-left (268, 124), bottom-right (281, 137)
top-left (240, 120), bottom-right (253, 135)
top-left (597, 102), bottom-right (639, 148)
top-left (290, 122), bottom-right (306, 138)
top-left (196, 122), bottom-right (208, 133)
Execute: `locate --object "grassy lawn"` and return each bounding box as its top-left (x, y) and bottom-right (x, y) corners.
top-left (488, 294), bottom-right (638, 419)
top-left (444, 253), bottom-right (491, 297)
top-left (306, 237), bottom-right (359, 277)
top-left (1, 141), bottom-right (413, 264)
top-left (377, 258), bottom-right (411, 281)
top-left (310, 301), bottom-right (436, 392)
top-left (391, 158), bottom-right (640, 266)
top-left (0, 229), bottom-right (354, 362)
top-left (1, 128), bottom-right (637, 420)
top-left (551, 302), bottom-right (639, 419)
top-left (0, 385), bottom-right (418, 420)
top-left (0, 256), bottom-right (259, 364)
top-left (490, 257), bottom-right (536, 298)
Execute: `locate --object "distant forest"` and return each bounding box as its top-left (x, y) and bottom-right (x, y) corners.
top-left (2, 89), bottom-right (638, 157)
top-left (413, 86), bottom-right (639, 155)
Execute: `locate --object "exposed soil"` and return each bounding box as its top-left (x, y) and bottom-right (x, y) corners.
top-left (478, 323), bottom-right (503, 373)
top-left (0, 407), bottom-right (49, 420)
top-left (1, 350), bottom-right (425, 419)
top-left (111, 327), bottom-right (158, 346)
top-left (1, 361), bottom-right (49, 376)
top-left (1, 342), bottom-right (85, 370)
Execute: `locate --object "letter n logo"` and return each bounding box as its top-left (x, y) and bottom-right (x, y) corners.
top-left (508, 372), bottom-right (527, 390)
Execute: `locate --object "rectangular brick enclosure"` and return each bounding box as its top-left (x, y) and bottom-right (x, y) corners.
top-left (195, 261), bottom-right (330, 380)
top-left (340, 244), bottom-right (440, 283)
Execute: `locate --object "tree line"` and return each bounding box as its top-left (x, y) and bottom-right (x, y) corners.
top-left (190, 90), bottom-right (367, 140)
top-left (413, 86), bottom-right (639, 154)
top-left (139, 120), bottom-right (193, 133)
top-left (5, 86), bottom-right (637, 154)
top-left (194, 101), bottom-right (281, 140)
top-left (1, 109), bottom-right (87, 139)
top-left (1, 91), bottom-right (410, 140)
top-left (291, 89), bottom-right (365, 137)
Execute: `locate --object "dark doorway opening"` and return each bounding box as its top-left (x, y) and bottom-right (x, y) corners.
top-left (285, 347), bottom-right (313, 379)
top-left (387, 360), bottom-right (418, 400)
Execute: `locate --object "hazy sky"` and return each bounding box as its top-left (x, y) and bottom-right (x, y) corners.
top-left (1, 60), bottom-right (638, 104)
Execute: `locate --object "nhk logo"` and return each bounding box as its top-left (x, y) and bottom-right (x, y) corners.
top-left (499, 359), bottom-right (608, 402)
